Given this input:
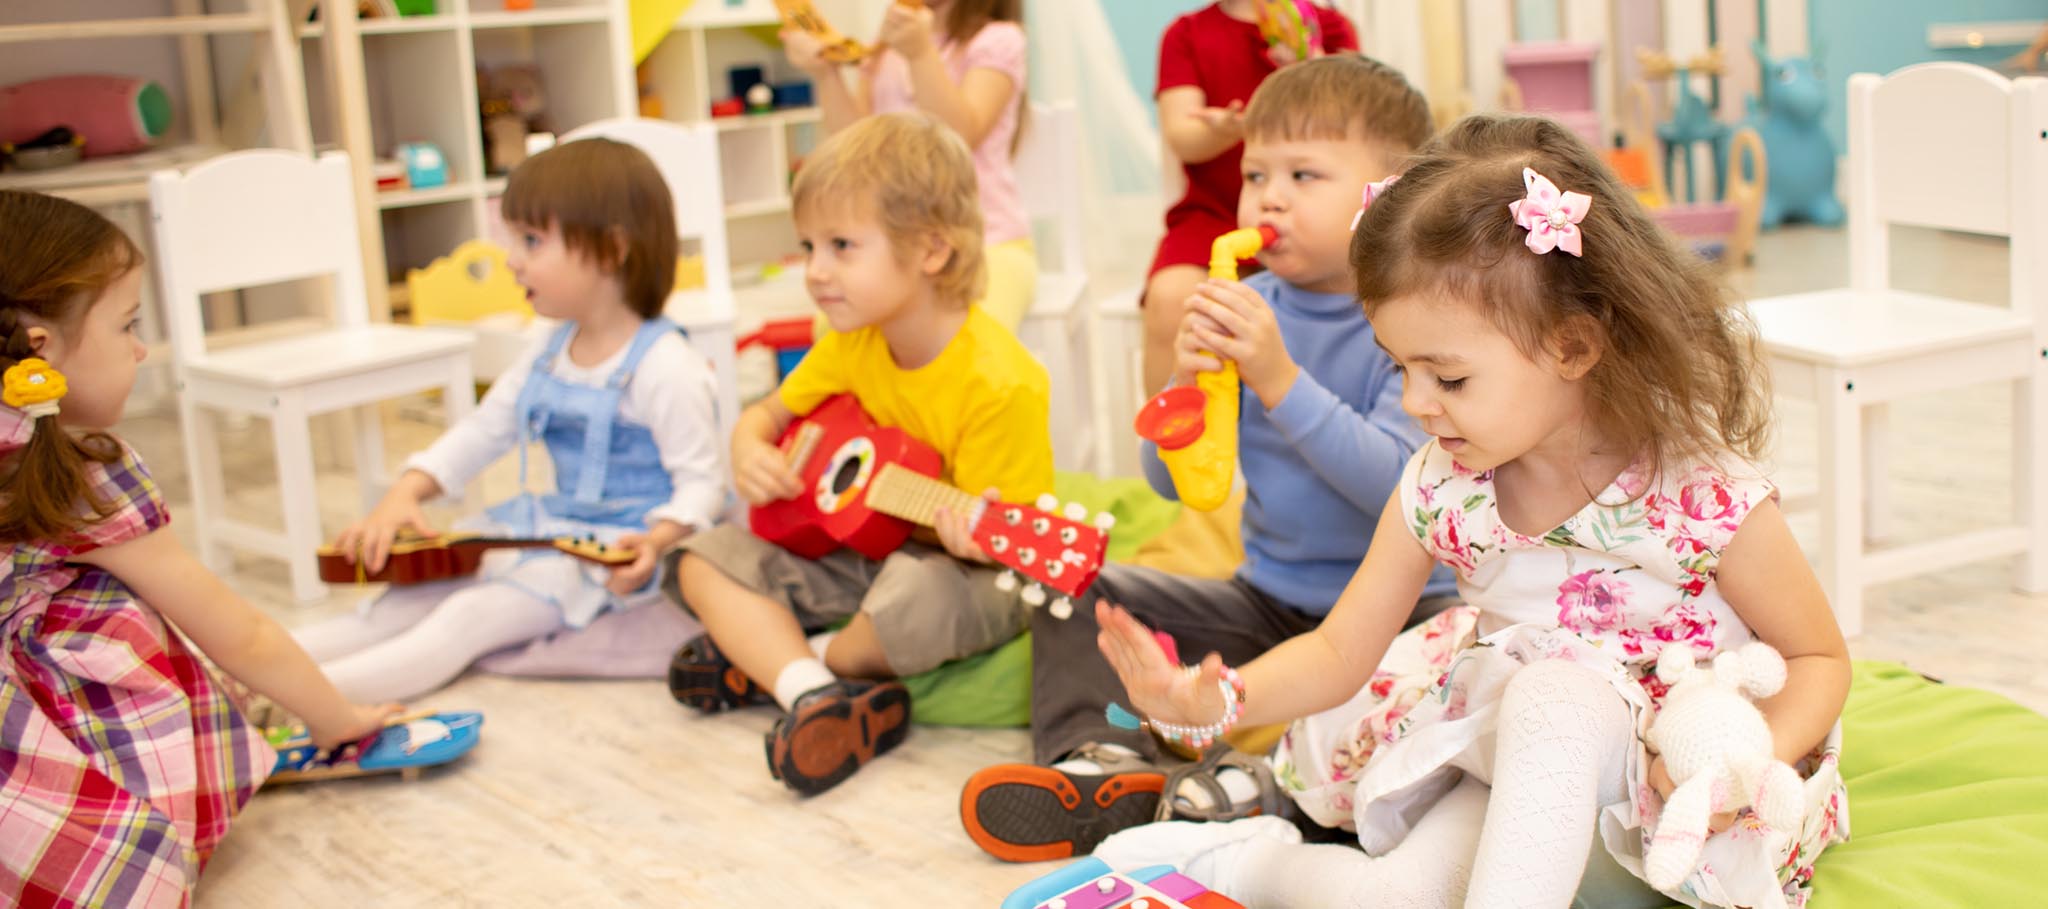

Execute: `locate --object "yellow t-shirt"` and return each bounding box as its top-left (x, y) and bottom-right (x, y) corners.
top-left (777, 306), bottom-right (1054, 503)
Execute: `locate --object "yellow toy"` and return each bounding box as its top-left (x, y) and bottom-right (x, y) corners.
top-left (405, 239), bottom-right (531, 327)
top-left (1134, 225), bottom-right (1273, 512)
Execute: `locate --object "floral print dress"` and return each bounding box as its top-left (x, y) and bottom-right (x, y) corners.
top-left (1271, 440), bottom-right (1849, 909)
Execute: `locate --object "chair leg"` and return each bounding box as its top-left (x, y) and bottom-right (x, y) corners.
top-left (352, 403), bottom-right (387, 515)
top-left (1862, 402), bottom-right (1891, 544)
top-left (272, 395), bottom-right (327, 603)
top-left (2017, 368), bottom-right (2047, 593)
top-left (177, 394), bottom-right (230, 572)
top-left (1815, 373), bottom-right (1864, 638)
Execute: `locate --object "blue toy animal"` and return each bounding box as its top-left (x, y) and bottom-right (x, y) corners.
top-left (1743, 41), bottom-right (1842, 228)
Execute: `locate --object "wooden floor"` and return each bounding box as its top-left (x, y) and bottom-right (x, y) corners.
top-left (118, 225), bottom-right (2043, 907)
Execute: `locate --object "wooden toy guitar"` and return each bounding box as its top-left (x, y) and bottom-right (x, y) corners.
top-left (316, 532), bottom-right (635, 585)
top-left (1002, 856), bottom-right (1245, 909)
top-left (751, 393), bottom-right (1112, 614)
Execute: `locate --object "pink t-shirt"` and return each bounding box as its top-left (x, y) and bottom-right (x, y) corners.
top-left (867, 21), bottom-right (1029, 246)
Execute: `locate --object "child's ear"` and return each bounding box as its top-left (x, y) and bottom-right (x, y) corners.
top-left (22, 323), bottom-right (52, 357)
top-left (918, 232), bottom-right (954, 276)
top-left (606, 225), bottom-right (631, 271)
top-left (1550, 316), bottom-right (1603, 380)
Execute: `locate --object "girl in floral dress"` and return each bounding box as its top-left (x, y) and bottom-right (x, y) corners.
top-left (1, 190), bottom-right (398, 908)
top-left (1094, 116), bottom-right (1851, 908)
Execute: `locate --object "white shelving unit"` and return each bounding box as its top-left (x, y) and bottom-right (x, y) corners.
top-left (640, 0), bottom-right (879, 318)
top-left (304, 0), bottom-right (634, 319)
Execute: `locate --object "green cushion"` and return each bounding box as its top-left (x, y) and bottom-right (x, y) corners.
top-left (903, 473), bottom-right (1181, 727)
top-left (1800, 661), bottom-right (2048, 908)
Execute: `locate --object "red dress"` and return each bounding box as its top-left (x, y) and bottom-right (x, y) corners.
top-left (1147, 3), bottom-right (1359, 284)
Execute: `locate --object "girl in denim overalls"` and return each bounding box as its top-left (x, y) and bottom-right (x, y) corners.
top-left (300, 139), bottom-right (726, 702)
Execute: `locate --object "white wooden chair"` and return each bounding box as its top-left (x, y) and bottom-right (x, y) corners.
top-left (1013, 101), bottom-right (1105, 474)
top-left (1093, 138), bottom-right (1187, 478)
top-left (1746, 63), bottom-right (2047, 636)
top-left (150, 150), bottom-right (477, 602)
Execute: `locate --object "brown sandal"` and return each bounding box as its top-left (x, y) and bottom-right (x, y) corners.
top-left (765, 678), bottom-right (911, 797)
top-left (1157, 744), bottom-right (1287, 822)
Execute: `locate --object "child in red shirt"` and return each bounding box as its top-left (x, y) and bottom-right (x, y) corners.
top-left (1142, 0), bottom-right (1357, 394)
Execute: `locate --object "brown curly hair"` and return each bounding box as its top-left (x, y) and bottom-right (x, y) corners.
top-left (1352, 115), bottom-right (1770, 479)
top-left (1, 190), bottom-right (139, 544)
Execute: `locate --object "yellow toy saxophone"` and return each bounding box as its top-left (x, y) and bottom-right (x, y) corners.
top-left (1134, 225), bottom-right (1274, 512)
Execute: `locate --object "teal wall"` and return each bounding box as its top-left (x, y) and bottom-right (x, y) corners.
top-left (1805, 0), bottom-right (2043, 150)
top-left (1103, 2), bottom-right (1209, 124)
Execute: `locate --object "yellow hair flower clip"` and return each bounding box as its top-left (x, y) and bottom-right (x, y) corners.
top-left (3, 358), bottom-right (67, 418)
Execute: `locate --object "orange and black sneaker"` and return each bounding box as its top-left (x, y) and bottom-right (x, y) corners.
top-left (667, 634), bottom-right (773, 713)
top-left (765, 678), bottom-right (912, 797)
top-left (959, 745), bottom-right (1165, 863)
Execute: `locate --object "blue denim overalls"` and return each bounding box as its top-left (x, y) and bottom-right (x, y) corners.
top-left (472, 317), bottom-right (679, 626)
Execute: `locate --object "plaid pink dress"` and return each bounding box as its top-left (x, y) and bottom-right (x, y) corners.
top-left (2, 411), bottom-right (273, 908)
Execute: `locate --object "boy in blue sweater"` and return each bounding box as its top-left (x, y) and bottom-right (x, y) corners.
top-left (960, 56), bottom-right (1454, 862)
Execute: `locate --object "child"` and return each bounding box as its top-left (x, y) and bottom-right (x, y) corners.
top-left (1142, 0), bottom-right (1359, 394)
top-left (663, 111), bottom-right (1054, 797)
top-left (0, 191), bottom-right (398, 906)
top-left (1092, 115), bottom-right (1853, 908)
top-left (959, 56), bottom-right (1452, 862)
top-left (305, 138), bottom-right (725, 703)
top-left (781, 0), bottom-right (1036, 330)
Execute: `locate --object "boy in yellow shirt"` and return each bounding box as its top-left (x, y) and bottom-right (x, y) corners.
top-left (662, 111), bottom-right (1055, 797)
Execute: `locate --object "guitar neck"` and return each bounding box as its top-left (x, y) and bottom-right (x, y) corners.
top-left (867, 463), bottom-right (982, 529)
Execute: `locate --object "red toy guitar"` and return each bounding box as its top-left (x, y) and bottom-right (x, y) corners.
top-left (315, 533), bottom-right (633, 585)
top-left (750, 394), bottom-right (1112, 611)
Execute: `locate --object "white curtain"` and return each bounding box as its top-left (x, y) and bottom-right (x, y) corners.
top-left (1024, 0), bottom-right (1166, 291)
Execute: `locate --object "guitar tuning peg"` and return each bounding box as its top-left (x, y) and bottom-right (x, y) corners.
top-left (1063, 502), bottom-right (1087, 521)
top-left (995, 571), bottom-right (1020, 593)
top-left (1049, 597), bottom-right (1074, 620)
top-left (1036, 493), bottom-right (1060, 513)
top-left (1093, 512), bottom-right (1117, 531)
top-left (1022, 585), bottom-right (1048, 607)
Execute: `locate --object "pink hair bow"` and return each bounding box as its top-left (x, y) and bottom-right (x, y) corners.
top-left (1350, 175), bottom-right (1399, 231)
top-left (1508, 167), bottom-right (1590, 257)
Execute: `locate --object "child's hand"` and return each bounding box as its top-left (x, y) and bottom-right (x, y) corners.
top-left (605, 531), bottom-right (659, 595)
top-left (734, 437), bottom-right (803, 505)
top-left (1194, 100), bottom-right (1245, 142)
top-left (1647, 752), bottom-right (1739, 835)
top-left (1095, 601), bottom-right (1229, 729)
top-left (333, 493), bottom-right (436, 574)
top-left (780, 27), bottom-right (833, 76)
top-left (1187, 278), bottom-right (1300, 409)
top-left (878, 2), bottom-right (936, 60)
top-left (934, 487), bottom-right (1000, 563)
top-left (310, 701), bottom-right (404, 752)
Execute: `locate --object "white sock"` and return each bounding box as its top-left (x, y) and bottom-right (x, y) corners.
top-left (771, 658), bottom-right (837, 712)
top-left (1052, 742), bottom-right (1143, 775)
top-left (807, 631), bottom-right (838, 662)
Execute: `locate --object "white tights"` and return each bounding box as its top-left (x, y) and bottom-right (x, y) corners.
top-left (294, 578), bottom-right (564, 703)
top-left (1105, 660), bottom-right (1656, 909)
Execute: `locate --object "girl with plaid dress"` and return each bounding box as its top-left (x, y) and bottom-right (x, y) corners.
top-left (1, 191), bottom-right (399, 908)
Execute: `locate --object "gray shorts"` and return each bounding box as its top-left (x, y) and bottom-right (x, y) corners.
top-left (662, 524), bottom-right (1031, 677)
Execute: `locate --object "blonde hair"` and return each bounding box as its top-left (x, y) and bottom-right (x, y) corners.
top-left (1352, 114), bottom-right (1771, 478)
top-left (1243, 54), bottom-right (1434, 158)
top-left (500, 138), bottom-right (679, 319)
top-left (0, 190), bottom-right (137, 544)
top-left (792, 112), bottom-right (985, 304)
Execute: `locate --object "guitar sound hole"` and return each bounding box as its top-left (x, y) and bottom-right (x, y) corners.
top-left (830, 456), bottom-right (862, 495)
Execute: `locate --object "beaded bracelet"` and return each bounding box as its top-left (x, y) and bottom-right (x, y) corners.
top-left (1104, 664), bottom-right (1247, 749)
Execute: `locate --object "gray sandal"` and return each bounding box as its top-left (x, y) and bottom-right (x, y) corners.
top-left (1156, 743), bottom-right (1288, 822)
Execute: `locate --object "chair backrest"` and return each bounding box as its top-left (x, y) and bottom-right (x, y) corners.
top-left (1848, 63), bottom-right (2047, 324)
top-left (148, 150), bottom-right (371, 364)
top-left (1012, 101), bottom-right (1086, 280)
top-left (558, 117), bottom-right (735, 312)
